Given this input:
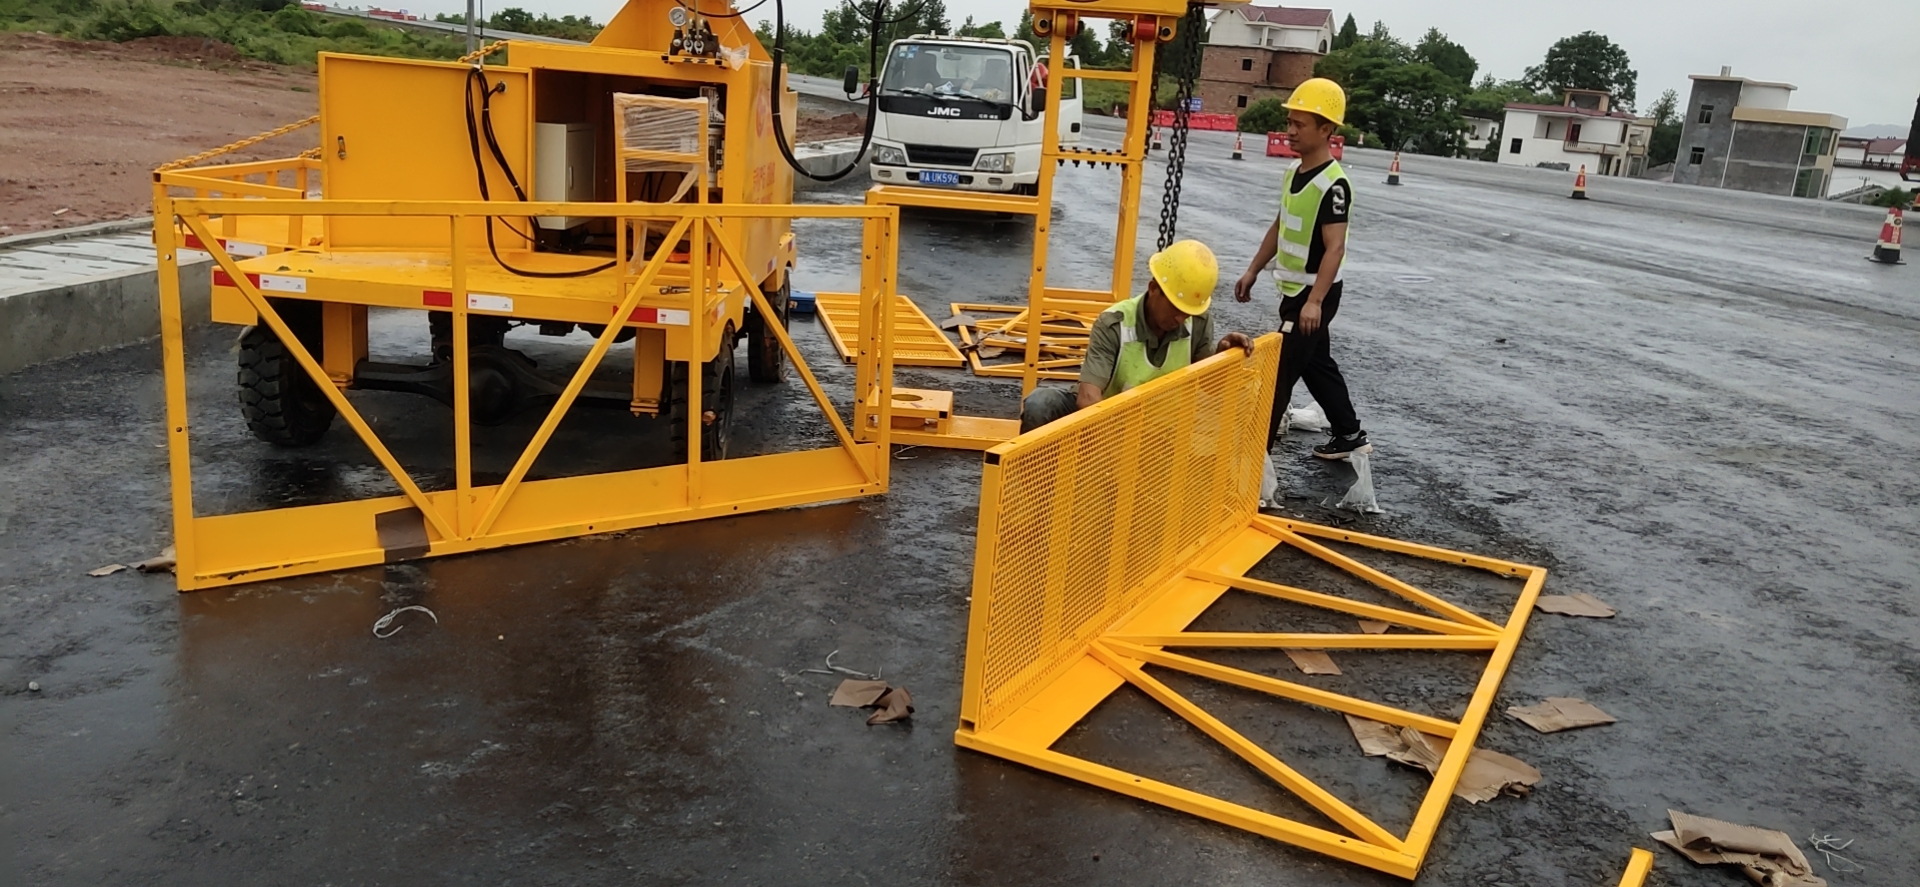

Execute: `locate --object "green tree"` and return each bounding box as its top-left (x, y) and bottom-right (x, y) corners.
top-left (1013, 10), bottom-right (1034, 45)
top-left (1646, 87), bottom-right (1681, 166)
top-left (488, 6), bottom-right (533, 33)
top-left (956, 16), bottom-right (1005, 39)
top-left (1350, 60), bottom-right (1467, 155)
top-left (1331, 13), bottom-right (1358, 51)
top-left (1525, 31), bottom-right (1637, 110)
top-left (1237, 96), bottom-right (1288, 133)
top-left (1413, 27), bottom-right (1475, 87)
top-left (1068, 19), bottom-right (1103, 65)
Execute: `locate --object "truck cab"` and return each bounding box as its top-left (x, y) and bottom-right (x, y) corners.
top-left (865, 36), bottom-right (1082, 195)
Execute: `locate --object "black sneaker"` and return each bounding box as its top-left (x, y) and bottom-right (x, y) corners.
top-left (1313, 431), bottom-right (1371, 460)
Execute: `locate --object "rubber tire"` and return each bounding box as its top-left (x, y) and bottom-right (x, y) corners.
top-left (237, 303), bottom-right (336, 447)
top-left (746, 279), bottom-right (791, 384)
top-left (670, 324), bottom-right (736, 462)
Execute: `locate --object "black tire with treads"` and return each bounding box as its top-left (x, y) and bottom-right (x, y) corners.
top-left (670, 323), bottom-right (736, 462)
top-left (746, 279), bottom-right (791, 384)
top-left (237, 301), bottom-right (336, 447)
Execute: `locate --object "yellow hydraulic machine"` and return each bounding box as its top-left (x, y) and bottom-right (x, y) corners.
top-left (151, 1), bottom-right (909, 590)
top-left (851, 0), bottom-right (1216, 450)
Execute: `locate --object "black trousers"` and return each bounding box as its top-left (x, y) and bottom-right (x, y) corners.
top-left (1269, 282), bottom-right (1361, 448)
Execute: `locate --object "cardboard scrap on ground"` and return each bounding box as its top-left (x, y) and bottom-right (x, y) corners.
top-left (136, 545), bottom-right (177, 574)
top-left (830, 679), bottom-right (916, 725)
top-left (1507, 697), bottom-right (1617, 733)
top-left (1284, 649), bottom-right (1342, 675)
top-left (940, 312), bottom-right (978, 330)
top-left (1344, 717), bottom-right (1542, 804)
top-left (1653, 809), bottom-right (1826, 887)
top-left (88, 564), bottom-right (129, 577)
top-left (829, 679), bottom-right (889, 707)
top-left (1534, 592), bottom-right (1616, 618)
top-left (1357, 620), bottom-right (1391, 634)
top-left (866, 687), bottom-right (914, 725)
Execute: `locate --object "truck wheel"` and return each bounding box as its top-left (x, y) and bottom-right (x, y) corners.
top-left (746, 279), bottom-right (791, 383)
top-left (237, 302), bottom-right (336, 447)
top-left (670, 324), bottom-right (736, 462)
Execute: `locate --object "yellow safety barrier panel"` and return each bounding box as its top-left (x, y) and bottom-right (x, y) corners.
top-left (815, 292), bottom-right (965, 368)
top-left (954, 334), bottom-right (1548, 879)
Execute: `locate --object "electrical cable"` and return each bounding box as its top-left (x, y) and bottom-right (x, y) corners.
top-left (464, 67), bottom-right (616, 278)
top-left (680, 0), bottom-right (771, 18)
top-left (768, 0), bottom-right (885, 181)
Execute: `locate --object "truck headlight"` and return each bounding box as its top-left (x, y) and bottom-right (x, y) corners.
top-left (974, 152), bottom-right (1015, 173)
top-left (872, 144), bottom-right (908, 166)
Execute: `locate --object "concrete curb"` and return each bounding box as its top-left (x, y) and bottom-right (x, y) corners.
top-left (0, 259), bottom-right (212, 376)
top-left (0, 217), bottom-right (158, 251)
top-left (791, 138), bottom-right (871, 192)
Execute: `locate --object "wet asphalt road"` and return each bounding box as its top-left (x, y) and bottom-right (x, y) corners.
top-left (4, 121), bottom-right (1919, 886)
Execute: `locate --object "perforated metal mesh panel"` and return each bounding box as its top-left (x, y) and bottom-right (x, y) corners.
top-left (966, 338), bottom-right (1280, 731)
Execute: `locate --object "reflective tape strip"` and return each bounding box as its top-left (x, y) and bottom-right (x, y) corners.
top-left (227, 240), bottom-right (267, 258)
top-left (1271, 267), bottom-right (1313, 285)
top-left (624, 306), bottom-right (691, 326)
top-left (1284, 213), bottom-right (1305, 232)
top-left (467, 293), bottom-right (513, 313)
top-left (423, 290), bottom-right (453, 307)
top-left (1279, 240), bottom-right (1310, 259)
top-left (213, 269), bottom-right (304, 293)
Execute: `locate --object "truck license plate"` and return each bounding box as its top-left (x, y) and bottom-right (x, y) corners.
top-left (920, 171), bottom-right (962, 186)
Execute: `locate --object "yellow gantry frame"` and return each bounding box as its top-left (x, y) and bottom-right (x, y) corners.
top-left (955, 334), bottom-right (1547, 879)
top-left (153, 196), bottom-right (901, 590)
top-left (856, 0), bottom-right (1179, 450)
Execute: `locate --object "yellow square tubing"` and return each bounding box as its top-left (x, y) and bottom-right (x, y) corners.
top-left (953, 333), bottom-right (1552, 878)
top-left (1619, 848), bottom-right (1654, 886)
top-left (155, 197), bottom-right (900, 589)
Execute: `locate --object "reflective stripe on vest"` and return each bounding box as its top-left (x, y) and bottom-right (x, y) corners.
top-left (1271, 160), bottom-right (1349, 296)
top-left (1104, 295), bottom-right (1192, 398)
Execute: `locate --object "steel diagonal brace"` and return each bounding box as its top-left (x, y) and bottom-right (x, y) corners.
top-left (1186, 569), bottom-right (1496, 636)
top-left (712, 222), bottom-right (872, 462)
top-left (181, 213), bottom-right (457, 543)
top-left (1256, 523), bottom-right (1506, 632)
top-left (1100, 639), bottom-right (1463, 738)
top-left (473, 214), bottom-right (695, 538)
top-left (1089, 640), bottom-right (1406, 851)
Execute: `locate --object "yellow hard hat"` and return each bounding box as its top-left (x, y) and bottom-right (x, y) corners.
top-left (1283, 77), bottom-right (1346, 127)
top-left (1148, 239), bottom-right (1218, 316)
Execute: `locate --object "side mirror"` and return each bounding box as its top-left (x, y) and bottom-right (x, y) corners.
top-left (842, 65), bottom-right (860, 97)
top-left (1031, 86), bottom-right (1048, 112)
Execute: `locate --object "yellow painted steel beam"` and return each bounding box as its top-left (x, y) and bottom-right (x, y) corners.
top-left (1090, 641), bottom-right (1405, 850)
top-left (1399, 565), bottom-right (1547, 862)
top-left (1263, 525), bottom-right (1506, 633)
top-left (1107, 632), bottom-right (1500, 651)
top-left (172, 198), bottom-right (897, 220)
top-left (1101, 639), bottom-right (1462, 739)
top-left (1618, 848), bottom-right (1655, 887)
top-left (1187, 568), bottom-right (1496, 637)
top-left (472, 215), bottom-right (695, 538)
top-left (183, 214), bottom-right (457, 543)
top-left (955, 729), bottom-right (1422, 878)
top-left (1258, 515), bottom-right (1535, 578)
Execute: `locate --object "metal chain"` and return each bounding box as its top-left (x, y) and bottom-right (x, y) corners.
top-left (1153, 3), bottom-right (1205, 252)
top-left (155, 115), bottom-right (319, 172)
top-left (458, 40), bottom-right (508, 65)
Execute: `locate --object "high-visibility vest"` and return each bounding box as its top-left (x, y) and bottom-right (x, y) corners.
top-left (1103, 294), bottom-right (1192, 398)
top-left (1272, 160), bottom-right (1349, 297)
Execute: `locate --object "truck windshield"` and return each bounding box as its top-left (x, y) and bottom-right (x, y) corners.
top-left (880, 43), bottom-right (1014, 102)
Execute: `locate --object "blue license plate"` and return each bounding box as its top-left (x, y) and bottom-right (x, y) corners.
top-left (920, 171), bottom-right (962, 186)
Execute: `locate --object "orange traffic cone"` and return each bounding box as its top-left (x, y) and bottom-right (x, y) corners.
top-left (1385, 152), bottom-right (1402, 185)
top-left (1231, 132), bottom-right (1244, 161)
top-left (1869, 206), bottom-right (1904, 264)
top-left (1570, 165), bottom-right (1589, 200)
top-left (1151, 127), bottom-right (1164, 152)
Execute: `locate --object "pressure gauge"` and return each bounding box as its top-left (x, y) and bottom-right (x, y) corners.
top-left (667, 6), bottom-right (689, 28)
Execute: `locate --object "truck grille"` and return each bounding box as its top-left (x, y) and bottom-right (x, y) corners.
top-left (905, 144), bottom-right (978, 168)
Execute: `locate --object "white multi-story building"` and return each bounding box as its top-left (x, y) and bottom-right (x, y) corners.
top-left (1497, 89), bottom-right (1654, 177)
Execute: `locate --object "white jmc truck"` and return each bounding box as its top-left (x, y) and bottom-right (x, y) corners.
top-left (854, 35), bottom-right (1083, 195)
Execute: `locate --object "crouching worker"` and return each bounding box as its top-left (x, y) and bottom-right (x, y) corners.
top-left (1020, 239), bottom-right (1254, 433)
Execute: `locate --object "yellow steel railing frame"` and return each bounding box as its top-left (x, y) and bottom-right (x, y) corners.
top-left (153, 195), bottom-right (900, 590)
top-left (955, 334), bottom-right (1548, 879)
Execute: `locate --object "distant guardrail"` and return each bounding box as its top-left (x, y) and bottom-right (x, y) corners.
top-left (299, 4), bottom-right (587, 45)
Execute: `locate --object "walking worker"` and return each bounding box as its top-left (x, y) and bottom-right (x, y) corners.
top-left (1232, 76), bottom-right (1369, 460)
top-left (1020, 239), bottom-right (1253, 432)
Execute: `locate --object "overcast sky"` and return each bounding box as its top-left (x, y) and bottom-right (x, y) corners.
top-left (430, 0), bottom-right (1918, 126)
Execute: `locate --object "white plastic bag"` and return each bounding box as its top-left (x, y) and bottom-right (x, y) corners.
top-left (1287, 402), bottom-right (1329, 433)
top-left (1334, 450), bottom-right (1384, 514)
